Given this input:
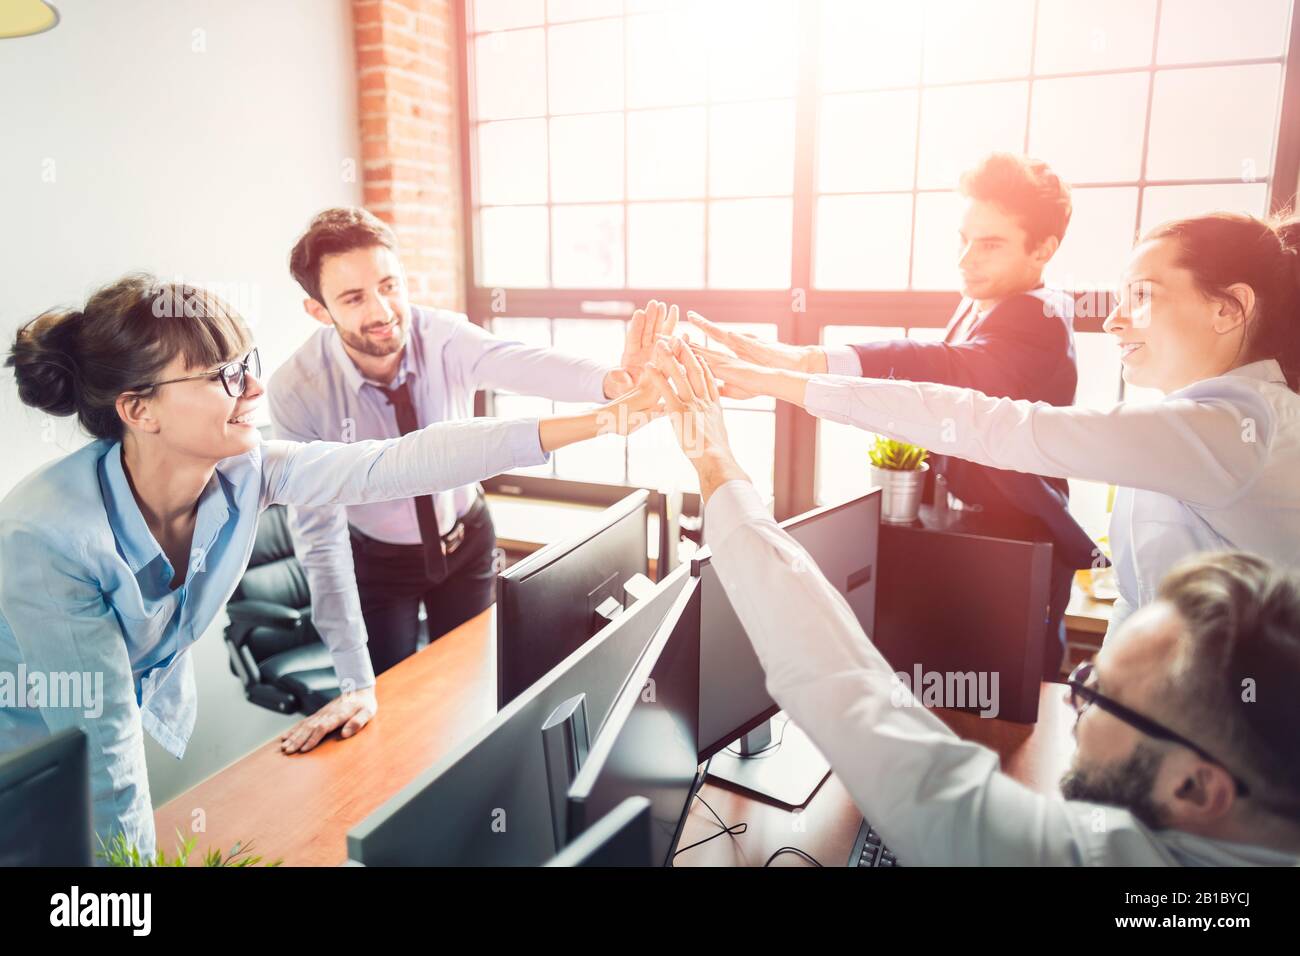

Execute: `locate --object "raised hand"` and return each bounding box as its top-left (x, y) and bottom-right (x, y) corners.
top-left (685, 310), bottom-right (826, 373)
top-left (644, 338), bottom-right (749, 500)
top-left (687, 342), bottom-right (770, 401)
top-left (624, 300), bottom-right (680, 371)
top-left (605, 300), bottom-right (681, 398)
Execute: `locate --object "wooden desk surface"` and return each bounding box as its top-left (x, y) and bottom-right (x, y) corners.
top-left (154, 609), bottom-right (499, 867)
top-left (156, 610), bottom-right (1075, 866)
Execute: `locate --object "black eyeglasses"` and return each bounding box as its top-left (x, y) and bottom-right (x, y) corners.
top-left (136, 348), bottom-right (261, 398)
top-left (1067, 661), bottom-right (1250, 797)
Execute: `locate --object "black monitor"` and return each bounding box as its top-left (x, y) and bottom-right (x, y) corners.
top-left (544, 796), bottom-right (654, 867)
top-left (872, 504), bottom-right (1052, 722)
top-left (0, 728), bottom-right (93, 866)
top-left (497, 489), bottom-right (651, 708)
top-left (565, 576), bottom-right (701, 867)
top-left (347, 565), bottom-right (690, 866)
top-left (692, 490), bottom-right (879, 806)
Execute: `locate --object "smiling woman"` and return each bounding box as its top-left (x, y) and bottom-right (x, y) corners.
top-left (10, 274), bottom-right (255, 445)
top-left (698, 210), bottom-right (1300, 648)
top-left (0, 273), bottom-right (664, 862)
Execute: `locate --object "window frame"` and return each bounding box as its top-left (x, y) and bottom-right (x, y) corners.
top-left (456, 0), bottom-right (1300, 520)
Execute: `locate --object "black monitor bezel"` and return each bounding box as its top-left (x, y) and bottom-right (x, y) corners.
top-left (690, 488), bottom-right (881, 762)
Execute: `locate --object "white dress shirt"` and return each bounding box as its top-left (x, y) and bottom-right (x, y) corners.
top-left (803, 358), bottom-right (1300, 640)
top-left (705, 479), bottom-right (1299, 865)
top-left (268, 305), bottom-right (612, 690)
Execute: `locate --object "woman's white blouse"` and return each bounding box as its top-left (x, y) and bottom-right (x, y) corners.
top-left (804, 359), bottom-right (1300, 640)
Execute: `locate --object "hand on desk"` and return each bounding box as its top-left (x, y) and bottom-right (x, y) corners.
top-left (280, 686), bottom-right (378, 754)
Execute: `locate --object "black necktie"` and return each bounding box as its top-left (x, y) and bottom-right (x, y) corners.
top-left (381, 380), bottom-right (449, 583)
top-left (944, 300), bottom-right (977, 345)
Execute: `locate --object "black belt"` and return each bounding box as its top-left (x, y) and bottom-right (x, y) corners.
top-left (350, 495), bottom-right (486, 560)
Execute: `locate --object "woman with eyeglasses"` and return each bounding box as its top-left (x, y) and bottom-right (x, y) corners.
top-left (696, 211), bottom-right (1300, 644)
top-left (0, 273), bottom-right (662, 860)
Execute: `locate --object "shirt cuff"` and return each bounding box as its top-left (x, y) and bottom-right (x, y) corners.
top-left (509, 417), bottom-right (551, 468)
top-left (331, 645), bottom-right (376, 692)
top-left (704, 480), bottom-right (774, 554)
top-left (822, 345), bottom-right (863, 377)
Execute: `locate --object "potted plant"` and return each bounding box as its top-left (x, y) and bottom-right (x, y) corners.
top-left (96, 830), bottom-right (282, 867)
top-left (868, 435), bottom-right (929, 524)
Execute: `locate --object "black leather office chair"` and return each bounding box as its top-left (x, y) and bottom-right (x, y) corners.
top-left (224, 505), bottom-right (341, 715)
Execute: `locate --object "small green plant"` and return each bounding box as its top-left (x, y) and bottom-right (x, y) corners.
top-left (868, 435), bottom-right (929, 472)
top-left (96, 829), bottom-right (282, 867)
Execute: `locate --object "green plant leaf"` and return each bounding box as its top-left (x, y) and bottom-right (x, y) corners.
top-left (868, 434), bottom-right (928, 471)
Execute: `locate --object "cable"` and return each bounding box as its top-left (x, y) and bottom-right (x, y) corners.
top-left (763, 846), bottom-right (824, 868)
top-left (692, 791), bottom-right (734, 832)
top-left (671, 791), bottom-right (748, 861)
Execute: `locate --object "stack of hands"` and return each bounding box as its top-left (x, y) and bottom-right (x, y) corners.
top-left (595, 299), bottom-right (816, 475)
top-left (281, 299), bottom-right (800, 756)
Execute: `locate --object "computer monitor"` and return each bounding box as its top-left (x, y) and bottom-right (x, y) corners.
top-left (872, 505), bottom-right (1052, 722)
top-left (565, 576), bottom-right (701, 868)
top-left (692, 490), bottom-right (879, 806)
top-left (347, 565), bottom-right (690, 866)
top-left (497, 489), bottom-right (651, 708)
top-left (0, 727), bottom-right (93, 866)
top-left (544, 796), bottom-right (654, 867)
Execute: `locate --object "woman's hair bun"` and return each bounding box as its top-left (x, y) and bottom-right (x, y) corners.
top-left (6, 308), bottom-right (85, 417)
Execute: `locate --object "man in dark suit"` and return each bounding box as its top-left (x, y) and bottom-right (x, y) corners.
top-left (687, 152), bottom-right (1097, 679)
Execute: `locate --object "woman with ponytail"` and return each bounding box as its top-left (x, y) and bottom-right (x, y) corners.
top-left (0, 274), bottom-right (661, 859)
top-left (700, 211), bottom-right (1300, 644)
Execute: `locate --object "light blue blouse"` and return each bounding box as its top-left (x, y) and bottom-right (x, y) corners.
top-left (0, 419), bottom-right (547, 858)
top-left (804, 358), bottom-right (1300, 641)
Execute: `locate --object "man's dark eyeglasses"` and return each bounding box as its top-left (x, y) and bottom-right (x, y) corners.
top-left (1067, 661), bottom-right (1250, 798)
top-left (135, 348), bottom-right (261, 398)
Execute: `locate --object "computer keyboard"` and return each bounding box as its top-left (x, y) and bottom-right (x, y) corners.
top-left (848, 818), bottom-right (900, 868)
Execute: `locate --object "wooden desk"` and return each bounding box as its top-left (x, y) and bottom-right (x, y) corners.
top-left (156, 610), bottom-right (1075, 866)
top-left (154, 609), bottom-right (499, 867)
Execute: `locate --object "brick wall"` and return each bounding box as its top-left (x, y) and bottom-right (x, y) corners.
top-left (353, 0), bottom-right (464, 310)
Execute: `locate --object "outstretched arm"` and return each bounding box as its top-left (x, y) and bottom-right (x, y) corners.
top-left (260, 381), bottom-right (662, 511)
top-left (453, 300), bottom-right (679, 402)
top-left (266, 387), bottom-right (378, 754)
top-left (697, 347), bottom-right (1272, 509)
top-left (644, 340), bottom-right (1133, 866)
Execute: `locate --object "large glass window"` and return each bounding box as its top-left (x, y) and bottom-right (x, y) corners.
top-left (464, 0), bottom-right (1299, 529)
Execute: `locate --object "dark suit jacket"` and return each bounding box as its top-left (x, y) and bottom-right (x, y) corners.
top-left (848, 287), bottom-right (1099, 570)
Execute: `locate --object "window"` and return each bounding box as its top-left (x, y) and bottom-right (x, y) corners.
top-left (462, 0), bottom-right (1299, 531)
top-left (487, 316), bottom-right (778, 499)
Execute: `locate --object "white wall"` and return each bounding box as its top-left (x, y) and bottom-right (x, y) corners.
top-left (0, 0), bottom-right (364, 807)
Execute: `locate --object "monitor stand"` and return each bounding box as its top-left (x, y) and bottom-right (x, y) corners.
top-left (705, 713), bottom-right (830, 809)
top-left (541, 694), bottom-right (590, 850)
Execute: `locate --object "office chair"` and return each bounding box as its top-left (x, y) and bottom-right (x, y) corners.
top-left (224, 504), bottom-right (341, 715)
